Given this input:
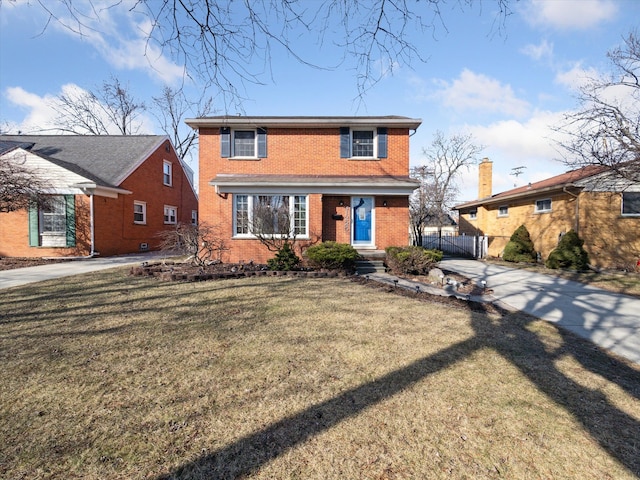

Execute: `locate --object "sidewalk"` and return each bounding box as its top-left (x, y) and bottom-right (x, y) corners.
top-left (438, 258), bottom-right (640, 365)
top-left (0, 253), bottom-right (164, 290)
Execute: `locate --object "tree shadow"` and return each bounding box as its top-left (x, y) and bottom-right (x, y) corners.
top-left (156, 276), bottom-right (640, 479)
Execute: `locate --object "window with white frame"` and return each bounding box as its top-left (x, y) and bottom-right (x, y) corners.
top-left (352, 130), bottom-right (375, 157)
top-left (234, 194), bottom-right (308, 237)
top-left (163, 160), bottom-right (172, 186)
top-left (164, 205), bottom-right (177, 224)
top-left (41, 196), bottom-right (67, 233)
top-left (191, 210), bottom-right (198, 225)
top-left (134, 201), bottom-right (147, 224)
top-left (535, 198), bottom-right (552, 213)
top-left (622, 192), bottom-right (640, 215)
top-left (233, 130), bottom-right (256, 157)
top-left (220, 127), bottom-right (267, 158)
top-left (469, 209), bottom-right (478, 220)
top-left (498, 205), bottom-right (509, 217)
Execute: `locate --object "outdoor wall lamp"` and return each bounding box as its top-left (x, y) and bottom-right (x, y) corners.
top-left (339, 200), bottom-right (344, 206)
top-left (382, 200), bottom-right (388, 207)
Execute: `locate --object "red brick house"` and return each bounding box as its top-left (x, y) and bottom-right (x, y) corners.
top-left (0, 135), bottom-right (198, 258)
top-left (185, 115), bottom-right (422, 263)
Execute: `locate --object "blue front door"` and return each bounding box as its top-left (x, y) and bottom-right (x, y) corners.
top-left (352, 196), bottom-right (373, 245)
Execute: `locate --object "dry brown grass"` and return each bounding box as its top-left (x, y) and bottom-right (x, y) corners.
top-left (1, 269), bottom-right (639, 479)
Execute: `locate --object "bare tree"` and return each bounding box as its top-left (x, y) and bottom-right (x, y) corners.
top-left (54, 76), bottom-right (146, 135)
top-left (410, 131), bottom-right (484, 243)
top-left (157, 222), bottom-right (228, 265)
top-left (0, 151), bottom-right (51, 213)
top-left (23, 1), bottom-right (513, 103)
top-left (151, 86), bottom-right (213, 161)
top-left (555, 31), bottom-right (640, 180)
top-left (250, 196), bottom-right (299, 254)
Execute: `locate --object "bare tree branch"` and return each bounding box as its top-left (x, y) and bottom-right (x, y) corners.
top-left (554, 30), bottom-right (640, 181)
top-left (0, 151), bottom-right (52, 213)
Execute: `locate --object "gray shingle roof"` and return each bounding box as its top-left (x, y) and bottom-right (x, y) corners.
top-left (0, 135), bottom-right (167, 188)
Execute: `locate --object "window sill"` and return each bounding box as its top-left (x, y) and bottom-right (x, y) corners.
top-left (228, 156), bottom-right (262, 161)
top-left (534, 210), bottom-right (552, 214)
top-left (348, 157), bottom-right (381, 161)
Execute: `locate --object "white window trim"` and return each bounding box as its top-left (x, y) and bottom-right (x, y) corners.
top-left (350, 128), bottom-right (377, 159)
top-left (191, 210), bottom-right (198, 225)
top-left (621, 192), bottom-right (640, 216)
top-left (469, 209), bottom-right (478, 220)
top-left (497, 205), bottom-right (509, 217)
top-left (231, 129), bottom-right (258, 159)
top-left (535, 198), bottom-right (552, 213)
top-left (164, 205), bottom-right (177, 224)
top-left (233, 194), bottom-right (309, 239)
top-left (163, 160), bottom-right (173, 186)
top-left (134, 201), bottom-right (147, 225)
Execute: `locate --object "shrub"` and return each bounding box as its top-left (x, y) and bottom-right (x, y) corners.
top-left (304, 242), bottom-right (360, 271)
top-left (546, 230), bottom-right (590, 271)
top-left (503, 225), bottom-right (537, 263)
top-left (267, 243), bottom-right (301, 271)
top-left (385, 246), bottom-right (443, 275)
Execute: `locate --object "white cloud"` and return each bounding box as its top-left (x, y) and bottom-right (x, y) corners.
top-left (520, 39), bottom-right (554, 62)
top-left (4, 84), bottom-right (156, 135)
top-left (432, 69), bottom-right (530, 118)
top-left (9, 0), bottom-right (185, 85)
top-left (555, 63), bottom-right (599, 91)
top-left (523, 0), bottom-right (618, 30)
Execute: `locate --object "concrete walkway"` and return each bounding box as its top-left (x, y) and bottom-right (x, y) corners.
top-left (437, 258), bottom-right (640, 365)
top-left (0, 253), bottom-right (164, 290)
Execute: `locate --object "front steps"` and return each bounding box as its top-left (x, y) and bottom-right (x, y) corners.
top-left (355, 250), bottom-right (386, 274)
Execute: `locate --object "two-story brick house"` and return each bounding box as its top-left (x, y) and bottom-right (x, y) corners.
top-left (456, 158), bottom-right (640, 269)
top-left (186, 116), bottom-right (422, 263)
top-left (0, 135), bottom-right (198, 258)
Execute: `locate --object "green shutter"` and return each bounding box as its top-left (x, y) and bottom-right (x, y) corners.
top-left (28, 202), bottom-right (39, 247)
top-left (65, 195), bottom-right (76, 247)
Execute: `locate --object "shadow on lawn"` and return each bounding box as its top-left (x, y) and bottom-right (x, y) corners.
top-left (158, 294), bottom-right (640, 479)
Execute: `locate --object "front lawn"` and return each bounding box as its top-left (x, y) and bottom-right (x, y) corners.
top-left (1, 270), bottom-right (638, 479)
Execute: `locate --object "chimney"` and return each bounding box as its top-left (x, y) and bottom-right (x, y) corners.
top-left (478, 157), bottom-right (493, 199)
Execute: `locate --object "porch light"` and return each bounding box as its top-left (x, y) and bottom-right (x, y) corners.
top-left (382, 200), bottom-right (388, 207)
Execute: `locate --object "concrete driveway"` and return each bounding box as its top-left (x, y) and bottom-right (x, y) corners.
top-left (439, 258), bottom-right (640, 365)
top-left (0, 253), bottom-right (164, 290)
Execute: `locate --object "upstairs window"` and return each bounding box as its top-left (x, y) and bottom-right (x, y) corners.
top-left (220, 127), bottom-right (267, 158)
top-left (340, 127), bottom-right (387, 158)
top-left (163, 161), bottom-right (172, 186)
top-left (622, 192), bottom-right (640, 216)
top-left (535, 198), bottom-right (552, 213)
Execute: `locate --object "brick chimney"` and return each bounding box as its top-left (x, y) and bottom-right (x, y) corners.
top-left (478, 157), bottom-right (493, 199)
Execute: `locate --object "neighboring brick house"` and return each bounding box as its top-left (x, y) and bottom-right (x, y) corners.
top-left (455, 158), bottom-right (640, 269)
top-left (185, 115), bottom-right (422, 263)
top-left (0, 135), bottom-right (198, 258)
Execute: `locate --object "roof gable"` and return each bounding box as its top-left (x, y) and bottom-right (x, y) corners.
top-left (0, 135), bottom-right (168, 188)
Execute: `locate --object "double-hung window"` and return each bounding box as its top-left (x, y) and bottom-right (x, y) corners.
top-left (28, 194), bottom-right (75, 247)
top-left (134, 201), bottom-right (147, 224)
top-left (340, 127), bottom-right (388, 158)
top-left (622, 192), bottom-right (640, 216)
top-left (535, 198), bottom-right (552, 213)
top-left (234, 194), bottom-right (308, 237)
top-left (220, 127), bottom-right (267, 158)
top-left (163, 160), bottom-right (172, 186)
top-left (498, 205), bottom-right (509, 217)
top-left (164, 205), bottom-right (177, 224)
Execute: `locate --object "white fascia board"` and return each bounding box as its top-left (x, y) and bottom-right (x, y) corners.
top-left (186, 116), bottom-right (422, 130)
top-left (70, 182), bottom-right (132, 198)
top-left (211, 182), bottom-right (418, 196)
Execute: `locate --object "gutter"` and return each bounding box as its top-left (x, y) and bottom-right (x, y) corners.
top-left (563, 186), bottom-right (580, 234)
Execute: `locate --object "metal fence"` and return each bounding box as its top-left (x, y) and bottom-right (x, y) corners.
top-left (420, 234), bottom-right (488, 259)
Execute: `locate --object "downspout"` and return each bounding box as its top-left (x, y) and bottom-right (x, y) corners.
top-left (89, 193), bottom-right (96, 256)
top-left (563, 186), bottom-right (580, 234)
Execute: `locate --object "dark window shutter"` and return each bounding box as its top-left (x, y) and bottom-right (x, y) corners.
top-left (257, 127), bottom-right (267, 158)
top-left (65, 195), bottom-right (76, 247)
top-left (340, 127), bottom-right (350, 158)
top-left (377, 127), bottom-right (388, 158)
top-left (220, 127), bottom-right (231, 157)
top-left (28, 201), bottom-right (39, 247)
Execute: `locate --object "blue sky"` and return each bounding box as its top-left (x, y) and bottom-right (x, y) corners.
top-left (1, 0), bottom-right (638, 202)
